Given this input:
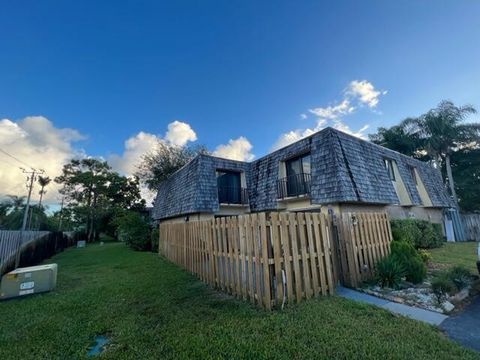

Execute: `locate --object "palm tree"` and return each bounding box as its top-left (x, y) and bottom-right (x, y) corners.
top-left (7, 195), bottom-right (26, 211)
top-left (411, 101), bottom-right (479, 204)
top-left (37, 176), bottom-right (51, 208)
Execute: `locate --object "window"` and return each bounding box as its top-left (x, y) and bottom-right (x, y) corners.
top-left (384, 159), bottom-right (396, 181)
top-left (278, 153), bottom-right (311, 198)
top-left (286, 153), bottom-right (311, 179)
top-left (409, 166), bottom-right (418, 185)
top-left (216, 170), bottom-right (244, 204)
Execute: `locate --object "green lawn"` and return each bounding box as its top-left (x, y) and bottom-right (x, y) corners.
top-left (430, 242), bottom-right (479, 273)
top-left (0, 243), bottom-right (478, 360)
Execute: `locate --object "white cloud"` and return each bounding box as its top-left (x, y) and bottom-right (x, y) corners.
top-left (0, 116), bottom-right (84, 204)
top-left (309, 99), bottom-right (355, 120)
top-left (346, 80), bottom-right (386, 108)
top-left (109, 120), bottom-right (197, 176)
top-left (270, 117), bottom-right (369, 151)
top-left (164, 120), bottom-right (197, 146)
top-left (300, 113), bottom-right (308, 120)
top-left (109, 131), bottom-right (160, 176)
top-left (330, 120), bottom-right (369, 139)
top-left (270, 128), bottom-right (316, 151)
top-left (271, 80), bottom-right (385, 150)
top-left (212, 136), bottom-right (255, 161)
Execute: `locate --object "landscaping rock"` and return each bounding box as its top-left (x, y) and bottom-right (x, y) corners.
top-left (441, 301), bottom-right (455, 313)
top-left (450, 288), bottom-right (470, 303)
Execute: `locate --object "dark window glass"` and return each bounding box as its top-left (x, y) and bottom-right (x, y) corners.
top-left (384, 159), bottom-right (396, 181)
top-left (284, 153), bottom-right (311, 197)
top-left (410, 166), bottom-right (418, 185)
top-left (216, 170), bottom-right (242, 204)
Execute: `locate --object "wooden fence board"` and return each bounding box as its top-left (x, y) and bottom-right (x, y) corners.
top-left (158, 211), bottom-right (390, 309)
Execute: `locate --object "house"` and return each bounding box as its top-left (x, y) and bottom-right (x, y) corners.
top-left (152, 127), bottom-right (454, 225)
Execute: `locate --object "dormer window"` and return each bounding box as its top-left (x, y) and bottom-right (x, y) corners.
top-left (216, 170), bottom-right (247, 204)
top-left (384, 159), bottom-right (396, 181)
top-left (277, 153), bottom-right (311, 198)
top-left (409, 166), bottom-right (418, 185)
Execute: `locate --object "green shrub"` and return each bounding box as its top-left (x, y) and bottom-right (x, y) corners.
top-left (431, 273), bottom-right (454, 303)
top-left (390, 219), bottom-right (443, 249)
top-left (418, 249), bottom-right (432, 264)
top-left (390, 241), bottom-right (427, 284)
top-left (448, 266), bottom-right (471, 291)
top-left (375, 255), bottom-right (406, 289)
top-left (112, 211), bottom-right (151, 251)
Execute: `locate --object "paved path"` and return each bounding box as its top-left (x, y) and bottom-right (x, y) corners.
top-left (440, 296), bottom-right (480, 352)
top-left (336, 286), bottom-right (448, 326)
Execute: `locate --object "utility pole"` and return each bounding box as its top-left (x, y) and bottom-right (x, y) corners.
top-left (15, 168), bottom-right (44, 268)
top-left (58, 195), bottom-right (65, 231)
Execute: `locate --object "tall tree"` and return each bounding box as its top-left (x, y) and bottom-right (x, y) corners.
top-left (370, 101), bottom-right (479, 206)
top-left (412, 101), bottom-right (478, 203)
top-left (55, 159), bottom-right (145, 241)
top-left (136, 142), bottom-right (208, 192)
top-left (369, 118), bottom-right (423, 158)
top-left (37, 176), bottom-right (52, 208)
top-left (7, 195), bottom-right (25, 211)
top-left (450, 148), bottom-right (480, 212)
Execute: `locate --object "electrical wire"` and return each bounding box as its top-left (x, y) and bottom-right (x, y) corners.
top-left (0, 147), bottom-right (37, 170)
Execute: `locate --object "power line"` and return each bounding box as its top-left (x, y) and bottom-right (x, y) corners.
top-left (0, 157), bottom-right (20, 169)
top-left (0, 147), bottom-right (37, 170)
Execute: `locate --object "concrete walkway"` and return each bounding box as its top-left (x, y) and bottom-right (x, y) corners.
top-left (336, 286), bottom-right (448, 326)
top-left (441, 296), bottom-right (480, 352)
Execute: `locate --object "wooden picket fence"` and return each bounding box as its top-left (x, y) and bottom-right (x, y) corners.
top-left (334, 212), bottom-right (393, 288)
top-left (461, 213), bottom-right (480, 242)
top-left (159, 212), bottom-right (336, 309)
top-left (159, 211), bottom-right (393, 308)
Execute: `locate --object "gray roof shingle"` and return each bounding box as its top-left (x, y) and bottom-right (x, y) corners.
top-left (152, 127), bottom-right (453, 219)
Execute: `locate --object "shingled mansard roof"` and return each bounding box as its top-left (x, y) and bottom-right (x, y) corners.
top-left (153, 127), bottom-right (453, 220)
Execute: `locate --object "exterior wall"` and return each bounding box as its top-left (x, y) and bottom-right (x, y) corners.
top-left (339, 203), bottom-right (444, 225)
top-left (391, 161), bottom-right (413, 206)
top-left (413, 168), bottom-right (433, 206)
top-left (158, 213), bottom-right (214, 224)
top-left (217, 205), bottom-right (250, 216)
top-left (277, 196), bottom-right (321, 212)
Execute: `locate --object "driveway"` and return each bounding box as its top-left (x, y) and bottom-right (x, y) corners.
top-left (441, 296), bottom-right (480, 352)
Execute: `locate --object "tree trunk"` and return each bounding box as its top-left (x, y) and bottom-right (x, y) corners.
top-left (38, 187), bottom-right (44, 207)
top-left (445, 153), bottom-right (459, 205)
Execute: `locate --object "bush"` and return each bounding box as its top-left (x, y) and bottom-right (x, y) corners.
top-left (390, 241), bottom-right (427, 284)
top-left (418, 249), bottom-right (432, 264)
top-left (375, 255), bottom-right (406, 289)
top-left (431, 273), bottom-right (454, 303)
top-left (390, 219), bottom-right (443, 249)
top-left (112, 211), bottom-right (151, 251)
top-left (448, 266), bottom-right (471, 291)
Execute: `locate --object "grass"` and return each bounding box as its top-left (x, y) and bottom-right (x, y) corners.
top-left (430, 242), bottom-right (479, 274)
top-left (0, 243), bottom-right (478, 360)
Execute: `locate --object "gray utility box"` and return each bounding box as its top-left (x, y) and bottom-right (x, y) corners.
top-left (0, 264), bottom-right (58, 300)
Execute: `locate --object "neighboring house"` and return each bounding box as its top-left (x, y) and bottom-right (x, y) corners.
top-left (152, 127), bottom-right (454, 225)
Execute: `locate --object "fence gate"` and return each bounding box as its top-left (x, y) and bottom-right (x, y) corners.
top-left (333, 212), bottom-right (393, 288)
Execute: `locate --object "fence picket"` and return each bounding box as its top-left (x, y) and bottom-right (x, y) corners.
top-left (158, 211), bottom-right (392, 309)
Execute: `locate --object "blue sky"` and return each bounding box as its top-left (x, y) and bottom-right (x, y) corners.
top-left (0, 1), bottom-right (479, 203)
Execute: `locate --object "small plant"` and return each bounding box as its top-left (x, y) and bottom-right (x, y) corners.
top-left (431, 273), bottom-right (454, 303)
top-left (375, 255), bottom-right (406, 289)
top-left (390, 241), bottom-right (427, 284)
top-left (418, 249), bottom-right (432, 264)
top-left (448, 266), bottom-right (471, 291)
